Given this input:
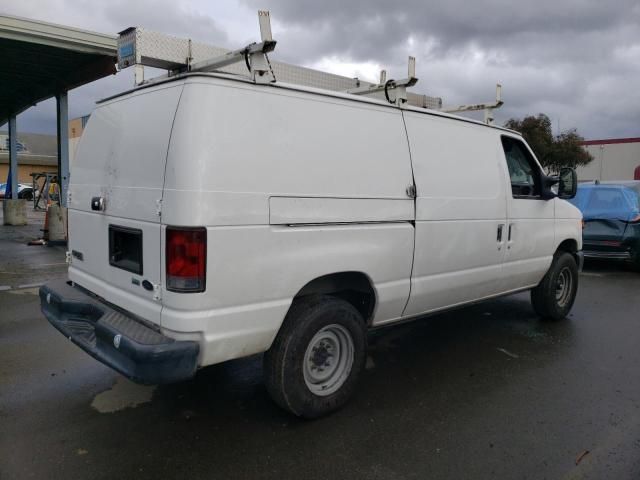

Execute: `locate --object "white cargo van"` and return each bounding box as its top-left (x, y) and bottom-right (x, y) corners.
top-left (40, 71), bottom-right (583, 418)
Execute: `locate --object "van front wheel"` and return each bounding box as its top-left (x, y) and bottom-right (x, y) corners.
top-left (264, 295), bottom-right (367, 419)
top-left (531, 252), bottom-right (578, 321)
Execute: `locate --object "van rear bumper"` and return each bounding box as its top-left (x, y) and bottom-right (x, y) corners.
top-left (39, 279), bottom-right (199, 385)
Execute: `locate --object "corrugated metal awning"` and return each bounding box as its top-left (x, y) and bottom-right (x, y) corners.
top-left (0, 14), bottom-right (117, 125)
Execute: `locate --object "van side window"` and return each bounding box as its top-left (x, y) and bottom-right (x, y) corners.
top-left (501, 136), bottom-right (541, 198)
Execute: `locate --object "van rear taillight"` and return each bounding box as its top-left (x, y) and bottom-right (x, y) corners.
top-left (166, 227), bottom-right (206, 293)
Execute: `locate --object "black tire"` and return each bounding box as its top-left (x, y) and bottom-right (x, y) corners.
top-left (264, 295), bottom-right (367, 419)
top-left (531, 252), bottom-right (578, 321)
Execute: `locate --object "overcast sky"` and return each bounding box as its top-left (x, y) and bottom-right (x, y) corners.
top-left (2, 0), bottom-right (639, 139)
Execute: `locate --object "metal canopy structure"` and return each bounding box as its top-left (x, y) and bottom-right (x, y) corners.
top-left (0, 14), bottom-right (117, 213)
top-left (0, 15), bottom-right (117, 124)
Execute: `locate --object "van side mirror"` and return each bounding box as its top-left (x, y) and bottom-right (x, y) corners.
top-left (558, 167), bottom-right (577, 199)
top-left (541, 175), bottom-right (559, 200)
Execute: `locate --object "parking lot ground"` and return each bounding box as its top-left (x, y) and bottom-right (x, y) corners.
top-left (0, 205), bottom-right (67, 290)
top-left (1, 214), bottom-right (640, 479)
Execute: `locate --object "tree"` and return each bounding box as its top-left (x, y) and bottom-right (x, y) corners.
top-left (504, 113), bottom-right (593, 172)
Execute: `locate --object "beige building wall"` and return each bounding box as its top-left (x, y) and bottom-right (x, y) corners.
top-left (68, 115), bottom-right (88, 165)
top-left (577, 139), bottom-right (640, 181)
top-left (68, 117), bottom-right (84, 139)
top-left (69, 137), bottom-right (81, 165)
top-left (0, 163), bottom-right (57, 184)
top-left (1, 131), bottom-right (59, 186)
top-left (1, 117), bottom-right (89, 188)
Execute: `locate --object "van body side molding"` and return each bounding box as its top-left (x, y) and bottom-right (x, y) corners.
top-left (269, 196), bottom-right (414, 225)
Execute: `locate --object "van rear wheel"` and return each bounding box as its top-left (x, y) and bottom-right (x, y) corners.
top-left (264, 295), bottom-right (367, 419)
top-left (531, 252), bottom-right (578, 321)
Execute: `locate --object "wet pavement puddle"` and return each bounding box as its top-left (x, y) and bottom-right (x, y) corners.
top-left (7, 287), bottom-right (40, 295)
top-left (91, 376), bottom-right (156, 413)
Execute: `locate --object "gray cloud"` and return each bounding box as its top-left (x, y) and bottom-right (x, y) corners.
top-left (4, 0), bottom-right (227, 44)
top-left (3, 0), bottom-right (228, 133)
top-left (244, 0), bottom-right (640, 138)
top-left (97, 0), bottom-right (227, 44)
top-left (244, 0), bottom-right (636, 59)
top-left (3, 0), bottom-right (639, 139)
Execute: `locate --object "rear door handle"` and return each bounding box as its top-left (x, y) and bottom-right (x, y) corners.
top-left (508, 224), bottom-right (513, 241)
top-left (91, 196), bottom-right (105, 211)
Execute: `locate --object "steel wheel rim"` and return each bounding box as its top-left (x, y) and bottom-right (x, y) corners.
top-left (555, 267), bottom-right (573, 307)
top-left (303, 324), bottom-right (354, 397)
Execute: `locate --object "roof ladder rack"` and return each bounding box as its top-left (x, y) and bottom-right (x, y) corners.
top-left (117, 10), bottom-right (277, 85)
top-left (346, 56), bottom-right (418, 105)
top-left (441, 84), bottom-right (503, 124)
top-left (189, 11), bottom-right (276, 83)
top-left (115, 12), bottom-right (499, 121)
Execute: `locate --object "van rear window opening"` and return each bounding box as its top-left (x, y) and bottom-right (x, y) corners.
top-left (166, 227), bottom-right (207, 293)
top-left (108, 225), bottom-right (143, 275)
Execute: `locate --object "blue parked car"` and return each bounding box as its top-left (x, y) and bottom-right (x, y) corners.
top-left (570, 181), bottom-right (640, 267)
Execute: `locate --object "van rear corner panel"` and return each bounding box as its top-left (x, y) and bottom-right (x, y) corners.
top-left (67, 82), bottom-right (185, 326)
top-left (69, 83), bottom-right (184, 222)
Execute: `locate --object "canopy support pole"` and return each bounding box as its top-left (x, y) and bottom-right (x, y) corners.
top-left (8, 115), bottom-right (18, 199)
top-left (56, 92), bottom-right (69, 207)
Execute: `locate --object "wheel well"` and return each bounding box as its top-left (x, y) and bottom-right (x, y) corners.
top-left (293, 272), bottom-right (376, 325)
top-left (556, 239), bottom-right (579, 261)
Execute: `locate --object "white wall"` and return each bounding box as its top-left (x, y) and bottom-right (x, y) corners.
top-left (69, 137), bottom-right (81, 166)
top-left (577, 140), bottom-right (640, 181)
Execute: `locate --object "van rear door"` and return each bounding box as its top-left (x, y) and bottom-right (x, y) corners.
top-left (67, 83), bottom-right (184, 325)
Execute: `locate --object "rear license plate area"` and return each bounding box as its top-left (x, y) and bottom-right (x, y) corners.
top-left (109, 225), bottom-right (143, 275)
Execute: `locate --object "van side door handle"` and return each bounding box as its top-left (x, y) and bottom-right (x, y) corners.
top-left (508, 224), bottom-right (513, 241)
top-left (497, 224), bottom-right (504, 243)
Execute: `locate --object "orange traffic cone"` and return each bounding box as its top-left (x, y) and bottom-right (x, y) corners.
top-left (27, 206), bottom-right (49, 245)
top-left (42, 206), bottom-right (50, 241)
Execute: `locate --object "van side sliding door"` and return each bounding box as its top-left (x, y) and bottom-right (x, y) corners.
top-left (499, 135), bottom-right (555, 290)
top-left (401, 113), bottom-right (508, 316)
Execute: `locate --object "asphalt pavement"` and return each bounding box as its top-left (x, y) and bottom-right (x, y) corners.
top-left (1, 211), bottom-right (640, 479)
